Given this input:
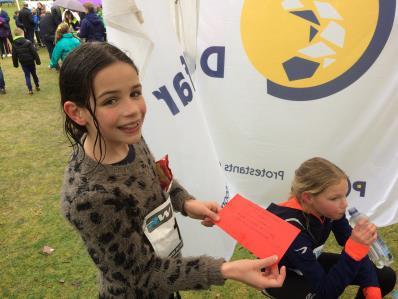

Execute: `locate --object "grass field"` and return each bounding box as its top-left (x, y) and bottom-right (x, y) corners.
top-left (0, 3), bottom-right (397, 299)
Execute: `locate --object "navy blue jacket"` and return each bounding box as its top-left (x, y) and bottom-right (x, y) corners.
top-left (0, 10), bottom-right (11, 30)
top-left (18, 7), bottom-right (34, 31)
top-left (267, 198), bottom-right (379, 299)
top-left (78, 13), bottom-right (105, 42)
top-left (12, 36), bottom-right (41, 67)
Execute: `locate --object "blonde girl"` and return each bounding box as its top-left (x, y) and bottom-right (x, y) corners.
top-left (263, 157), bottom-right (396, 299)
top-left (49, 23), bottom-right (80, 69)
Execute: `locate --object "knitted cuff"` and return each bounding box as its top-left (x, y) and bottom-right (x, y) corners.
top-left (207, 257), bottom-right (226, 286)
top-left (169, 179), bottom-right (194, 214)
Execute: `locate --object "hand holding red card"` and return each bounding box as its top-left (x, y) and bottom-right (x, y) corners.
top-left (216, 194), bottom-right (300, 260)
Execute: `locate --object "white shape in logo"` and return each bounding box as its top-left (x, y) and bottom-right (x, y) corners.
top-left (299, 41), bottom-right (336, 58)
top-left (157, 207), bottom-right (171, 221)
top-left (320, 21), bottom-right (345, 47)
top-left (314, 1), bottom-right (343, 20)
top-left (323, 58), bottom-right (335, 68)
top-left (282, 0), bottom-right (304, 10)
top-left (295, 246), bottom-right (308, 254)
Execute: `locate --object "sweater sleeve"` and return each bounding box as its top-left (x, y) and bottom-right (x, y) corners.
top-left (62, 191), bottom-right (225, 296)
top-left (284, 233), bottom-right (378, 299)
top-left (169, 179), bottom-right (194, 214)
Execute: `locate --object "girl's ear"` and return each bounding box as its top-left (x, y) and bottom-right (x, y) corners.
top-left (301, 192), bottom-right (312, 204)
top-left (63, 101), bottom-right (88, 126)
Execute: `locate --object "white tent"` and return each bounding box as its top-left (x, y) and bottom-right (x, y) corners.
top-left (103, 0), bottom-right (398, 258)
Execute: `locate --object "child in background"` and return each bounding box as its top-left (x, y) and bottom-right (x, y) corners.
top-left (60, 42), bottom-right (286, 298)
top-left (263, 157), bottom-right (396, 299)
top-left (49, 23), bottom-right (80, 69)
top-left (12, 28), bottom-right (41, 95)
top-left (32, 8), bottom-right (44, 48)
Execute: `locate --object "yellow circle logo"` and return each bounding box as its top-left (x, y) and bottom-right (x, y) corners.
top-left (241, 0), bottom-right (395, 100)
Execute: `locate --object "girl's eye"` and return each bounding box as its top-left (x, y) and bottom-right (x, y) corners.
top-left (103, 98), bottom-right (118, 105)
top-left (131, 90), bottom-right (142, 98)
top-left (330, 196), bottom-right (341, 201)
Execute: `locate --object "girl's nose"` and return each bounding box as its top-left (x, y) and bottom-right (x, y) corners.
top-left (123, 98), bottom-right (140, 115)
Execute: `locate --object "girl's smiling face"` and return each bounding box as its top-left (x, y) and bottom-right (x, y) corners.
top-left (83, 61), bottom-right (146, 155)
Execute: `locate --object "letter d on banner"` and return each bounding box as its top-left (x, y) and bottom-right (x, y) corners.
top-left (200, 46), bottom-right (225, 78)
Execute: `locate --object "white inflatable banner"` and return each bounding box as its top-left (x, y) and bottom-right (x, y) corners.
top-left (103, 0), bottom-right (398, 259)
top-left (197, 0), bottom-right (398, 226)
top-left (103, 0), bottom-right (235, 258)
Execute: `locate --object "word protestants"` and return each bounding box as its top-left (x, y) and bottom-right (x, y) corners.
top-left (223, 162), bottom-right (285, 181)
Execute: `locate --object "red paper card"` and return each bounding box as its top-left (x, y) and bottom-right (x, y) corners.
top-left (216, 194), bottom-right (300, 259)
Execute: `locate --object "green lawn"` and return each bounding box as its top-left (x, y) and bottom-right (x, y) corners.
top-left (0, 3), bottom-right (397, 299)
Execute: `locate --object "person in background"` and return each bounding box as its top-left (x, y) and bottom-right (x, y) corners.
top-left (39, 8), bottom-right (59, 59)
top-left (12, 28), bottom-right (41, 95)
top-left (36, 2), bottom-right (45, 17)
top-left (13, 10), bottom-right (25, 31)
top-left (0, 16), bottom-right (10, 58)
top-left (49, 23), bottom-right (80, 69)
top-left (51, 5), bottom-right (62, 26)
top-left (32, 8), bottom-right (44, 47)
top-left (0, 7), bottom-right (13, 58)
top-left (0, 12), bottom-right (11, 59)
top-left (78, 2), bottom-right (105, 42)
top-left (263, 157), bottom-right (396, 299)
top-left (63, 10), bottom-right (80, 32)
top-left (18, 2), bottom-right (35, 43)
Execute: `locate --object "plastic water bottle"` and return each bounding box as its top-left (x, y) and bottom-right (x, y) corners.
top-left (348, 207), bottom-right (393, 268)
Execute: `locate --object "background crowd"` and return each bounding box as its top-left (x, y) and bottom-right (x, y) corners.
top-left (0, 0), bottom-right (105, 94)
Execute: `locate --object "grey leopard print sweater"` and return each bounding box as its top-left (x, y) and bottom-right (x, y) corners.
top-left (61, 138), bottom-right (225, 298)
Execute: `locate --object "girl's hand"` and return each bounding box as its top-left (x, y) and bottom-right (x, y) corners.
top-left (183, 199), bottom-right (221, 227)
top-left (220, 255), bottom-right (286, 289)
top-left (351, 218), bottom-right (378, 246)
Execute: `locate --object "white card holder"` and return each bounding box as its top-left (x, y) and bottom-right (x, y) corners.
top-left (143, 197), bottom-right (183, 258)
